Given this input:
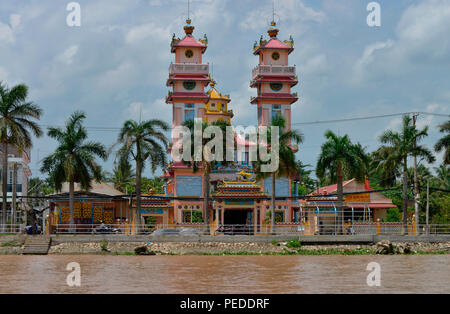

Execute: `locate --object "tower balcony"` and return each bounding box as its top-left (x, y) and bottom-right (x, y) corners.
top-left (252, 65), bottom-right (296, 79)
top-left (169, 63), bottom-right (210, 75)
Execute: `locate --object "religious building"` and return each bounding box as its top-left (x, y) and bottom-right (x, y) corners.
top-left (134, 12), bottom-right (303, 234)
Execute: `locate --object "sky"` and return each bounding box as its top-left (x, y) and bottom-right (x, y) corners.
top-left (0, 0), bottom-right (449, 179)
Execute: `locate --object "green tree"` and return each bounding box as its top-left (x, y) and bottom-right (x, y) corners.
top-left (316, 131), bottom-right (369, 234)
top-left (295, 161), bottom-right (317, 195)
top-left (182, 119), bottom-right (231, 228)
top-left (41, 111), bottom-right (107, 225)
top-left (378, 115), bottom-right (435, 233)
top-left (113, 119), bottom-right (169, 225)
top-left (254, 116), bottom-right (303, 231)
top-left (435, 120), bottom-right (450, 165)
top-left (370, 146), bottom-right (401, 188)
top-left (0, 82), bottom-right (43, 226)
top-left (108, 159), bottom-right (135, 193)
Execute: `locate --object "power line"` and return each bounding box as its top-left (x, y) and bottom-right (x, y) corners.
top-left (37, 111), bottom-right (449, 132)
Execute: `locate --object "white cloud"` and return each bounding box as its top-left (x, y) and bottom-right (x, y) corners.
top-left (124, 98), bottom-right (171, 123)
top-left (125, 23), bottom-right (170, 44)
top-left (240, 0), bottom-right (324, 31)
top-left (56, 45), bottom-right (79, 65)
top-left (0, 23), bottom-right (15, 43)
top-left (353, 0), bottom-right (450, 82)
top-left (10, 14), bottom-right (21, 30)
top-left (302, 54), bottom-right (328, 76)
top-left (0, 67), bottom-right (8, 82)
top-left (352, 40), bottom-right (394, 84)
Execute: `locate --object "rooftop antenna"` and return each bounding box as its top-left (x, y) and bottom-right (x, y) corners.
top-left (272, 0), bottom-right (275, 24)
top-left (188, 0), bottom-right (190, 20)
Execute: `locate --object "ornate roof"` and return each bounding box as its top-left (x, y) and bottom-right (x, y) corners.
top-left (171, 19), bottom-right (208, 53)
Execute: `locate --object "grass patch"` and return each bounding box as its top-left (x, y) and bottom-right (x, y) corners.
top-left (286, 240), bottom-right (301, 249)
top-left (112, 251), bottom-right (136, 256)
top-left (0, 242), bottom-right (22, 247)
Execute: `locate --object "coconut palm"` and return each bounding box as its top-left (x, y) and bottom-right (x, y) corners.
top-left (182, 119), bottom-right (232, 228)
top-left (0, 82), bottom-right (43, 226)
top-left (435, 120), bottom-right (450, 165)
top-left (378, 115), bottom-right (435, 233)
top-left (370, 146), bottom-right (401, 188)
top-left (41, 111), bottom-right (107, 226)
top-left (254, 116), bottom-right (303, 232)
top-left (108, 159), bottom-right (135, 193)
top-left (316, 131), bottom-right (369, 234)
top-left (113, 119), bottom-right (169, 226)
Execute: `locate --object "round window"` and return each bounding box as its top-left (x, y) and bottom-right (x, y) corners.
top-left (270, 83), bottom-right (283, 91)
top-left (272, 52), bottom-right (280, 60)
top-left (185, 49), bottom-right (194, 58)
top-left (183, 81), bottom-right (196, 90)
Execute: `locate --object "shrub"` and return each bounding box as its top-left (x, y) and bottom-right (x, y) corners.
top-left (286, 240), bottom-right (301, 249)
top-left (100, 240), bottom-right (108, 252)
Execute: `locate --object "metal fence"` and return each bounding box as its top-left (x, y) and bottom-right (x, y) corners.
top-left (0, 224), bottom-right (25, 234)
top-left (45, 223), bottom-right (450, 235)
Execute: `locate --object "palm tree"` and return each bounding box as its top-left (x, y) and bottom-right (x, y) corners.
top-left (370, 146), bottom-right (401, 188)
top-left (254, 116), bottom-right (303, 232)
top-left (295, 161), bottom-right (317, 195)
top-left (0, 82), bottom-right (43, 226)
top-left (434, 164), bottom-right (449, 190)
top-left (41, 111), bottom-right (107, 226)
top-left (182, 119), bottom-right (231, 228)
top-left (379, 115), bottom-right (435, 233)
top-left (316, 131), bottom-right (369, 234)
top-left (113, 119), bottom-right (169, 226)
top-left (108, 159), bottom-right (135, 193)
top-left (435, 120), bottom-right (450, 165)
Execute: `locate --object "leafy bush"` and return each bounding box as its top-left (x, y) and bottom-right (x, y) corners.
top-left (100, 240), bottom-right (108, 252)
top-left (286, 240), bottom-right (301, 248)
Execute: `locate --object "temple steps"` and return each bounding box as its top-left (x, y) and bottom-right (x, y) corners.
top-left (22, 236), bottom-right (51, 255)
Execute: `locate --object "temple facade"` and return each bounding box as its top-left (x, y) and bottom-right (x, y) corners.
top-left (136, 16), bottom-right (303, 232)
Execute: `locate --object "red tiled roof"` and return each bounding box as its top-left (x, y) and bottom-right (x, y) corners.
top-left (250, 77), bottom-right (298, 87)
top-left (251, 93), bottom-right (298, 104)
top-left (171, 36), bottom-right (207, 52)
top-left (254, 38), bottom-right (294, 55)
top-left (167, 75), bottom-right (211, 86)
top-left (310, 179), bottom-right (355, 195)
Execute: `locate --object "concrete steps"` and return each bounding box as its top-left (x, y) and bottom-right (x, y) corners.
top-left (22, 236), bottom-right (51, 255)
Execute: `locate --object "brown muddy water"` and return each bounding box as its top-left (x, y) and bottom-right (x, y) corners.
top-left (0, 255), bottom-right (448, 294)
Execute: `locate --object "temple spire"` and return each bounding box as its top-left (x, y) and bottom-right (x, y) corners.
top-left (184, 0), bottom-right (194, 35)
top-left (268, 0), bottom-right (279, 38)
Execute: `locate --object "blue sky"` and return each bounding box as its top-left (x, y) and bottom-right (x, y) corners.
top-left (0, 0), bottom-right (449, 179)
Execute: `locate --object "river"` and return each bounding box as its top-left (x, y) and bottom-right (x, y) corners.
top-left (0, 255), bottom-right (448, 293)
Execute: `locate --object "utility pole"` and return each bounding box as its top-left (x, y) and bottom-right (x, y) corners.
top-left (426, 179), bottom-right (430, 234)
top-left (412, 113), bottom-right (420, 235)
top-left (12, 163), bottom-right (17, 232)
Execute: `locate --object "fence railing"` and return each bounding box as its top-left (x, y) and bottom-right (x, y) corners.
top-left (0, 224), bottom-right (25, 234)
top-left (45, 223), bottom-right (450, 236)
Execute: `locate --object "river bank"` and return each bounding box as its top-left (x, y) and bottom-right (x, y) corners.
top-left (1, 240), bottom-right (449, 255)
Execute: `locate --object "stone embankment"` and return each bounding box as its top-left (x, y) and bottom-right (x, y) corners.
top-left (46, 240), bottom-right (450, 255)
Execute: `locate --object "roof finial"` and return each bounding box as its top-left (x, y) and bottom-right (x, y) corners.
top-left (268, 0), bottom-right (279, 38)
top-left (272, 0), bottom-right (275, 25)
top-left (184, 0), bottom-right (194, 35)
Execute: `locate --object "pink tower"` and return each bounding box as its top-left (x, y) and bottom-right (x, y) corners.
top-left (166, 18), bottom-right (210, 131)
top-left (250, 21), bottom-right (298, 130)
